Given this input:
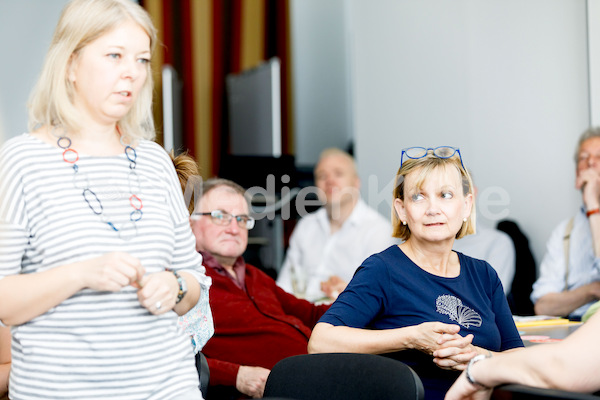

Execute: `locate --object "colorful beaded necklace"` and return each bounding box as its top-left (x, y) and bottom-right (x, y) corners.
top-left (54, 127), bottom-right (143, 240)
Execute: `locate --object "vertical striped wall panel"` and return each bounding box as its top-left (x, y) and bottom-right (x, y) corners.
top-left (240, 0), bottom-right (265, 71)
top-left (142, 0), bottom-right (292, 179)
top-left (191, 0), bottom-right (213, 177)
top-left (143, 0), bottom-right (165, 146)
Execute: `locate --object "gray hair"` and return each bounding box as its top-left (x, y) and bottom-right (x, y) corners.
top-left (574, 127), bottom-right (600, 162)
top-left (198, 178), bottom-right (250, 208)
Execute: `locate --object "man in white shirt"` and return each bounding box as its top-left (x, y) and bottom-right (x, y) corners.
top-left (277, 148), bottom-right (397, 302)
top-left (453, 182), bottom-right (516, 294)
top-left (531, 127), bottom-right (600, 318)
top-left (453, 222), bottom-right (515, 294)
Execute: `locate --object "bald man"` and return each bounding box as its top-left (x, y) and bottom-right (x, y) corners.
top-left (277, 148), bottom-right (397, 302)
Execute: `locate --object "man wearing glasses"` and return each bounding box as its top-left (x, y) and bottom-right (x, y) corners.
top-left (532, 127), bottom-right (600, 319)
top-left (189, 178), bottom-right (329, 399)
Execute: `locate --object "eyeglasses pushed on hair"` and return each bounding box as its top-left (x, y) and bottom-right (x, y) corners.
top-left (191, 210), bottom-right (255, 230)
top-left (400, 146), bottom-right (464, 169)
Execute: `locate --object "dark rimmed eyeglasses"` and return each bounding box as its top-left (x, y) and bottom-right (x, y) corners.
top-left (400, 146), bottom-right (464, 169)
top-left (191, 210), bottom-right (255, 230)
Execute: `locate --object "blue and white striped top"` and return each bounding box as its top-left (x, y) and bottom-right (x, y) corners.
top-left (0, 133), bottom-right (210, 400)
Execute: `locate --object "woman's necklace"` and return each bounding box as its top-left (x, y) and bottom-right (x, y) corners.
top-left (53, 127), bottom-right (143, 240)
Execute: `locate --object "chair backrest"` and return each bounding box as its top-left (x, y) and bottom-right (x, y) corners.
top-left (263, 353), bottom-right (424, 400)
top-left (497, 219), bottom-right (537, 316)
top-left (195, 352), bottom-right (210, 399)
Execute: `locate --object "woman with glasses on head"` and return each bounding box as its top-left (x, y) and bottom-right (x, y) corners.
top-left (0, 1), bottom-right (210, 398)
top-left (309, 147), bottom-right (523, 400)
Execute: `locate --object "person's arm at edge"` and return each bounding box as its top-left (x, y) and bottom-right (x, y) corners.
top-left (534, 282), bottom-right (600, 317)
top-left (308, 321), bottom-right (460, 355)
top-left (0, 252), bottom-right (146, 326)
top-left (205, 356), bottom-right (241, 387)
top-left (205, 356), bottom-right (269, 398)
top-left (308, 322), bottom-right (417, 354)
top-left (531, 218), bottom-right (599, 317)
top-left (445, 311), bottom-right (600, 400)
top-left (535, 184), bottom-right (600, 315)
top-left (0, 265), bottom-right (88, 326)
top-left (0, 326), bottom-right (10, 397)
top-left (579, 169), bottom-right (600, 257)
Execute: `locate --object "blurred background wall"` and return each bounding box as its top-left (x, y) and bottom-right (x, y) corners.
top-left (1, 0), bottom-right (600, 267)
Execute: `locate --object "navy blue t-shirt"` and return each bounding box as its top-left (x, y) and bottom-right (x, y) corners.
top-left (319, 245), bottom-right (523, 399)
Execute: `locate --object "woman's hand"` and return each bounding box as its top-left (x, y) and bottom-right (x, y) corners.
top-left (444, 370), bottom-right (493, 400)
top-left (136, 270), bottom-right (179, 315)
top-left (82, 252), bottom-right (145, 292)
top-left (410, 322), bottom-right (461, 355)
top-left (576, 168), bottom-right (600, 209)
top-left (433, 333), bottom-right (477, 370)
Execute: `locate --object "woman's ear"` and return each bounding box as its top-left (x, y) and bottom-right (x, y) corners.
top-left (67, 54), bottom-right (78, 83)
top-left (463, 192), bottom-right (473, 220)
top-left (393, 197), bottom-right (406, 224)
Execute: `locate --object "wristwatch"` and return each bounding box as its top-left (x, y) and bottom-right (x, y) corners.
top-left (172, 270), bottom-right (188, 304)
top-left (466, 354), bottom-right (490, 389)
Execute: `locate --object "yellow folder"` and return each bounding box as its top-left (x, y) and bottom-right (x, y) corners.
top-left (515, 318), bottom-right (573, 328)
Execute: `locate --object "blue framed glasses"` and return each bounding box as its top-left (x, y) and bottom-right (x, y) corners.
top-left (400, 146), bottom-right (464, 169)
top-left (191, 210), bottom-right (255, 230)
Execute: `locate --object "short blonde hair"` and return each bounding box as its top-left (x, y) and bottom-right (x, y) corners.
top-left (27, 0), bottom-right (157, 142)
top-left (392, 153), bottom-right (476, 241)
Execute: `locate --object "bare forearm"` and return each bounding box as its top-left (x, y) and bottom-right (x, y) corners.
top-left (0, 364), bottom-right (9, 396)
top-left (534, 285), bottom-right (599, 317)
top-left (587, 206), bottom-right (600, 257)
top-left (308, 323), bottom-right (415, 355)
top-left (0, 263), bottom-right (85, 325)
top-left (470, 343), bottom-right (600, 393)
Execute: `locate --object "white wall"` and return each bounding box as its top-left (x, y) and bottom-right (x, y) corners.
top-left (2, 0), bottom-right (596, 265)
top-left (0, 1), bottom-right (69, 141)
top-left (590, 0), bottom-right (600, 126)
top-left (290, 0), bottom-right (353, 167)
top-left (350, 0), bottom-right (590, 263)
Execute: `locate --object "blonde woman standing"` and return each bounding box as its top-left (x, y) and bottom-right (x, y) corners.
top-left (0, 1), bottom-right (210, 398)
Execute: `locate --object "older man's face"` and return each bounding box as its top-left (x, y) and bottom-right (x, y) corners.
top-left (577, 137), bottom-right (600, 178)
top-left (190, 187), bottom-right (249, 265)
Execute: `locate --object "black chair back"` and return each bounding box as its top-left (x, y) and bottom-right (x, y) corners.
top-left (195, 352), bottom-right (210, 399)
top-left (497, 219), bottom-right (537, 316)
top-left (263, 353), bottom-right (424, 400)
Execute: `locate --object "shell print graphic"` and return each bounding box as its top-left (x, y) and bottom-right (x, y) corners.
top-left (435, 294), bottom-right (482, 328)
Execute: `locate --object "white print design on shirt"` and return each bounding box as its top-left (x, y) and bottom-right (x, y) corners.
top-left (436, 294), bottom-right (482, 328)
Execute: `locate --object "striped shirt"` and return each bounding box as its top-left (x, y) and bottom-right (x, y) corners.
top-left (0, 133), bottom-right (210, 399)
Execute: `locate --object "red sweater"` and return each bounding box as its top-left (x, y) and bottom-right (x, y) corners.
top-left (201, 256), bottom-right (329, 388)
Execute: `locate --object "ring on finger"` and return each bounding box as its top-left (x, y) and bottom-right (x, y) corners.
top-left (155, 301), bottom-right (162, 310)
